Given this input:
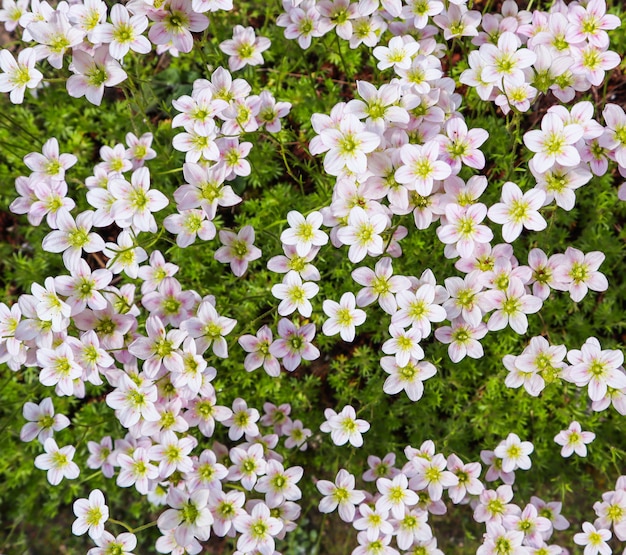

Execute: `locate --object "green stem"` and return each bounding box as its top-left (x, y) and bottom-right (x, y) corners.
top-left (131, 520), bottom-right (159, 533)
top-left (108, 518), bottom-right (134, 533)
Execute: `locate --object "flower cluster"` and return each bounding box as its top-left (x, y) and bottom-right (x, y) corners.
top-left (1, 0), bottom-right (625, 552)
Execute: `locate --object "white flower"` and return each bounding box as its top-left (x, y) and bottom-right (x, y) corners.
top-left (280, 210), bottom-right (328, 256)
top-left (72, 489), bottom-right (109, 539)
top-left (322, 292), bottom-right (366, 342)
top-left (0, 47), bottom-right (43, 104)
top-left (271, 270), bottom-right (319, 317)
top-left (320, 406), bottom-right (370, 447)
top-left (20, 397), bottom-right (70, 443)
top-left (317, 468), bottom-right (366, 522)
top-left (493, 433), bottom-right (534, 473)
top-left (34, 438), bottom-right (80, 485)
top-left (554, 421), bottom-right (595, 457)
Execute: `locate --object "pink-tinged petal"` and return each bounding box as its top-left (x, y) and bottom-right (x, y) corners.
top-left (587, 273), bottom-right (608, 292)
top-left (523, 130), bottom-right (544, 152)
top-left (501, 222), bottom-right (522, 243)
top-left (555, 146), bottom-right (581, 167)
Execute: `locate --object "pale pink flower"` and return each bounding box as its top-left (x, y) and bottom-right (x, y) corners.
top-left (148, 0), bottom-right (209, 54)
top-left (267, 244), bottom-right (321, 281)
top-left (351, 257), bottom-right (411, 314)
top-left (216, 137), bottom-right (252, 178)
top-left (138, 250), bottom-right (179, 295)
top-left (220, 25), bottom-right (271, 71)
top-left (394, 508), bottom-right (432, 550)
top-left (256, 460), bottom-right (303, 508)
top-left (337, 206), bottom-right (388, 263)
top-left (503, 504), bottom-right (552, 548)
top-left (600, 103), bottom-right (626, 167)
top-left (554, 421), bottom-right (595, 457)
top-left (34, 437), bottom-right (80, 485)
top-left (322, 292), bottom-right (366, 342)
top-left (320, 405), bottom-right (370, 447)
top-left (570, 43), bottom-right (620, 87)
top-left (347, 81), bottom-right (409, 133)
top-left (446, 454), bottom-right (483, 504)
top-left (436, 117), bottom-right (488, 173)
top-left (403, 0), bottom-right (443, 28)
top-left (109, 167), bottom-right (168, 233)
top-left (28, 180), bottom-right (75, 228)
top-left (317, 468), bottom-right (365, 522)
top-left (376, 473), bottom-right (419, 519)
top-left (487, 182), bottom-right (546, 242)
top-left (434, 4), bottom-right (481, 40)
top-left (494, 433), bottom-right (534, 473)
top-left (474, 485), bottom-right (517, 524)
top-left (72, 489), bottom-right (109, 539)
top-left (477, 524), bottom-right (525, 555)
top-left (128, 315), bottom-right (186, 378)
top-left (594, 489), bottom-right (626, 540)
top-left (363, 453), bottom-right (398, 482)
top-left (269, 318), bottom-right (319, 371)
top-left (149, 430), bottom-right (196, 478)
top-left (380, 356), bottom-right (436, 401)
top-left (530, 496), bottom-right (569, 537)
top-left (210, 490), bottom-right (245, 538)
top-left (271, 270), bottom-right (319, 317)
top-left (479, 31), bottom-right (536, 84)
top-left (573, 522), bottom-right (611, 555)
top-left (435, 318), bottom-right (488, 363)
top-left (251, 90), bottom-right (292, 132)
top-left (354, 503), bottom-right (394, 542)
top-left (238, 325), bottom-right (281, 377)
top-left (105, 375), bottom-right (160, 428)
top-left (316, 114), bottom-right (380, 176)
top-left (223, 397), bottom-right (260, 441)
top-left (91, 4), bottom-right (151, 60)
top-left (480, 280), bottom-right (542, 334)
top-left (24, 137), bottom-right (77, 183)
top-left (66, 47), bottom-right (127, 106)
top-left (125, 132), bottom-right (156, 167)
top-left (276, 3), bottom-right (326, 50)
top-left (523, 113), bottom-right (584, 173)
top-left (157, 487), bottom-right (213, 546)
top-left (395, 141), bottom-right (451, 197)
top-left (27, 11), bottom-right (84, 69)
top-left (181, 299), bottom-right (236, 357)
top-left (566, 0), bottom-right (621, 48)
top-left (0, 47), bottom-right (43, 104)
top-left (174, 162), bottom-right (240, 218)
top-left (281, 210), bottom-right (328, 257)
top-left (442, 273), bottom-right (485, 327)
top-left (437, 203), bottom-right (493, 258)
top-left (551, 247), bottom-right (608, 302)
top-left (163, 209), bottom-right (216, 248)
top-left (234, 502), bottom-right (283, 554)
top-left (103, 230), bottom-right (148, 279)
top-left (214, 225), bottom-right (262, 277)
top-left (116, 447), bottom-right (158, 494)
top-left (409, 453), bottom-right (458, 501)
top-left (283, 419), bottom-right (312, 451)
top-left (42, 210), bottom-right (105, 271)
top-left (20, 397), bottom-right (70, 443)
top-left (37, 342), bottom-right (83, 396)
top-left (87, 532), bottom-right (136, 555)
top-left (527, 248), bottom-right (561, 300)
top-left (566, 337), bottom-right (626, 402)
top-left (317, 0), bottom-right (359, 39)
top-left (382, 325), bottom-right (424, 367)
